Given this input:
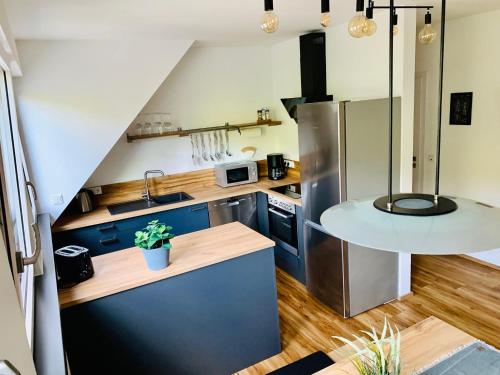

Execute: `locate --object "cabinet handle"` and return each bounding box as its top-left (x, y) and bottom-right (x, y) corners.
top-left (191, 206), bottom-right (207, 212)
top-left (15, 182), bottom-right (41, 274)
top-left (100, 236), bottom-right (118, 246)
top-left (97, 223), bottom-right (116, 232)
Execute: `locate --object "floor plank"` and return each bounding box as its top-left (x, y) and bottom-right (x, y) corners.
top-left (237, 255), bottom-right (500, 374)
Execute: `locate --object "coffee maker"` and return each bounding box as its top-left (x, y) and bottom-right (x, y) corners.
top-left (267, 153), bottom-right (287, 180)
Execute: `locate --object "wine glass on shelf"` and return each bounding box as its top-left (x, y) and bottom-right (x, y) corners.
top-left (143, 114), bottom-right (153, 135)
top-left (162, 113), bottom-right (173, 133)
top-left (134, 114), bottom-right (144, 136)
top-left (153, 113), bottom-right (163, 134)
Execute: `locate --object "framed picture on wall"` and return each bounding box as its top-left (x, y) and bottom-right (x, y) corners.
top-left (450, 92), bottom-right (473, 125)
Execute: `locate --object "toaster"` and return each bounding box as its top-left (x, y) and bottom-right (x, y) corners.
top-left (55, 245), bottom-right (94, 288)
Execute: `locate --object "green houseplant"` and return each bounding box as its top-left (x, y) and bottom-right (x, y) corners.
top-left (134, 220), bottom-right (175, 271)
top-left (333, 318), bottom-right (401, 375)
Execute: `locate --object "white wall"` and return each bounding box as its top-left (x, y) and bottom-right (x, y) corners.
top-left (14, 39), bottom-right (192, 220)
top-left (87, 45), bottom-right (283, 186)
top-left (90, 11), bottom-right (417, 187)
top-left (416, 9), bottom-right (500, 266)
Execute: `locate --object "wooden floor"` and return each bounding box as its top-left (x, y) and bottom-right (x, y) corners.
top-left (238, 255), bottom-right (500, 374)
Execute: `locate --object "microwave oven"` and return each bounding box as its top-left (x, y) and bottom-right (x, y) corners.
top-left (215, 161), bottom-right (258, 187)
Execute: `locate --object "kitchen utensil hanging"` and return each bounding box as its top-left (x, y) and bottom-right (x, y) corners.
top-left (200, 133), bottom-right (208, 161)
top-left (207, 133), bottom-right (215, 161)
top-left (190, 134), bottom-right (195, 164)
top-left (225, 129), bottom-right (233, 157)
top-left (213, 132), bottom-right (221, 160)
top-left (218, 130), bottom-right (225, 158)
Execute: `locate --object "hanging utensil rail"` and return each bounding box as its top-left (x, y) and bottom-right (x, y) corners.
top-left (126, 119), bottom-right (282, 143)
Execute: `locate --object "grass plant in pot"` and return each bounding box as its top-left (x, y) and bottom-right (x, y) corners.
top-left (333, 318), bottom-right (401, 375)
top-left (135, 220), bottom-right (175, 271)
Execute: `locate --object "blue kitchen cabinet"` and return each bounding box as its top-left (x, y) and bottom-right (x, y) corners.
top-left (274, 244), bottom-right (305, 284)
top-left (257, 192), bottom-right (270, 237)
top-left (61, 248), bottom-right (280, 375)
top-left (53, 203), bottom-right (209, 256)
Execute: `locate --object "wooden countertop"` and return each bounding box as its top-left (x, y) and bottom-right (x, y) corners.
top-left (53, 176), bottom-right (301, 232)
top-left (58, 222), bottom-right (275, 309)
top-left (316, 316), bottom-right (476, 375)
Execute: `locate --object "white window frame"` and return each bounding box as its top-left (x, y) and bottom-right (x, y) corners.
top-left (0, 68), bottom-right (36, 346)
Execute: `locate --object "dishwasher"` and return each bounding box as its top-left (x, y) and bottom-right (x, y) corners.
top-left (208, 193), bottom-right (258, 231)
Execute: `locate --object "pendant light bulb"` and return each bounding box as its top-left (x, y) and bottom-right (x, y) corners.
top-left (320, 0), bottom-right (331, 28)
top-left (349, 0), bottom-right (367, 38)
top-left (321, 12), bottom-right (331, 28)
top-left (363, 19), bottom-right (377, 36)
top-left (261, 11), bottom-right (279, 33)
top-left (418, 11), bottom-right (437, 44)
top-left (348, 13), bottom-right (368, 38)
top-left (261, 0), bottom-right (279, 33)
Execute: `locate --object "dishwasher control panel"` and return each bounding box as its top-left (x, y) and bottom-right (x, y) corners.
top-left (268, 195), bottom-right (295, 214)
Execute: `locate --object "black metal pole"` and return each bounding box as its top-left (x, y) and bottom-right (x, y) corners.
top-left (321, 0), bottom-right (330, 13)
top-left (387, 0), bottom-right (394, 209)
top-left (434, 0), bottom-right (446, 199)
top-left (373, 5), bottom-right (434, 9)
top-left (356, 0), bottom-right (364, 12)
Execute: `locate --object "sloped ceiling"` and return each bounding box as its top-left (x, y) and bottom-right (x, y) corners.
top-left (14, 39), bottom-right (193, 221)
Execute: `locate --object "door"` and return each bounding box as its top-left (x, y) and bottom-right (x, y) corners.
top-left (268, 206), bottom-right (298, 253)
top-left (303, 222), bottom-right (347, 317)
top-left (344, 98), bottom-right (400, 314)
top-left (0, 216), bottom-right (36, 374)
top-left (297, 102), bottom-right (344, 224)
top-left (0, 70), bottom-right (37, 373)
top-left (413, 73), bottom-right (426, 193)
top-left (297, 102), bottom-right (347, 315)
top-left (208, 194), bottom-right (257, 230)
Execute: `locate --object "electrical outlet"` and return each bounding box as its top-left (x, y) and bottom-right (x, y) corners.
top-left (87, 186), bottom-right (103, 195)
top-left (285, 159), bottom-right (295, 169)
top-left (50, 194), bottom-right (64, 205)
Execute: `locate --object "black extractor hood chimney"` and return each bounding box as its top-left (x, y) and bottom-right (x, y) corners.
top-left (281, 32), bottom-right (333, 121)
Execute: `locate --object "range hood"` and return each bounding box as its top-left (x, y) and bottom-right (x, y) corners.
top-left (281, 32), bottom-right (333, 121)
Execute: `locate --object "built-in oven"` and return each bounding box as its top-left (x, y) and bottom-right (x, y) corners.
top-left (268, 195), bottom-right (298, 256)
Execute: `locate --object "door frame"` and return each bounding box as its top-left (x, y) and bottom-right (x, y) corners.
top-left (413, 72), bottom-right (427, 193)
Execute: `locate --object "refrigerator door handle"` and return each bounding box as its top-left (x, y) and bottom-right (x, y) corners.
top-left (304, 219), bottom-right (331, 235)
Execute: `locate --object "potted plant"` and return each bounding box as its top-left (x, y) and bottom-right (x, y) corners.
top-left (134, 220), bottom-right (175, 271)
top-left (333, 318), bottom-right (401, 375)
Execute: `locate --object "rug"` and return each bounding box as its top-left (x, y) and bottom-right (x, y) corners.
top-left (415, 341), bottom-right (500, 375)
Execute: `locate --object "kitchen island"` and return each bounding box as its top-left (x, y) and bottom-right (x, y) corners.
top-left (59, 222), bottom-right (280, 375)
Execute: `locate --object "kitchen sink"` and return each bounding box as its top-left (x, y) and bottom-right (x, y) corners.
top-left (107, 192), bottom-right (194, 215)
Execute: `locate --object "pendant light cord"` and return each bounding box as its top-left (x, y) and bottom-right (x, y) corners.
top-left (434, 0), bottom-right (446, 199)
top-left (387, 0), bottom-right (394, 208)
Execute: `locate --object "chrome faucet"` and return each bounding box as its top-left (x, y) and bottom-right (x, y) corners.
top-left (142, 170), bottom-right (165, 201)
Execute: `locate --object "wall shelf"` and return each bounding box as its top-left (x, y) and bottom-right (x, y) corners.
top-left (126, 119), bottom-right (282, 143)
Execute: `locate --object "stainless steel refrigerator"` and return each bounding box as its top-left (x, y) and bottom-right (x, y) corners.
top-left (297, 98), bottom-right (400, 318)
